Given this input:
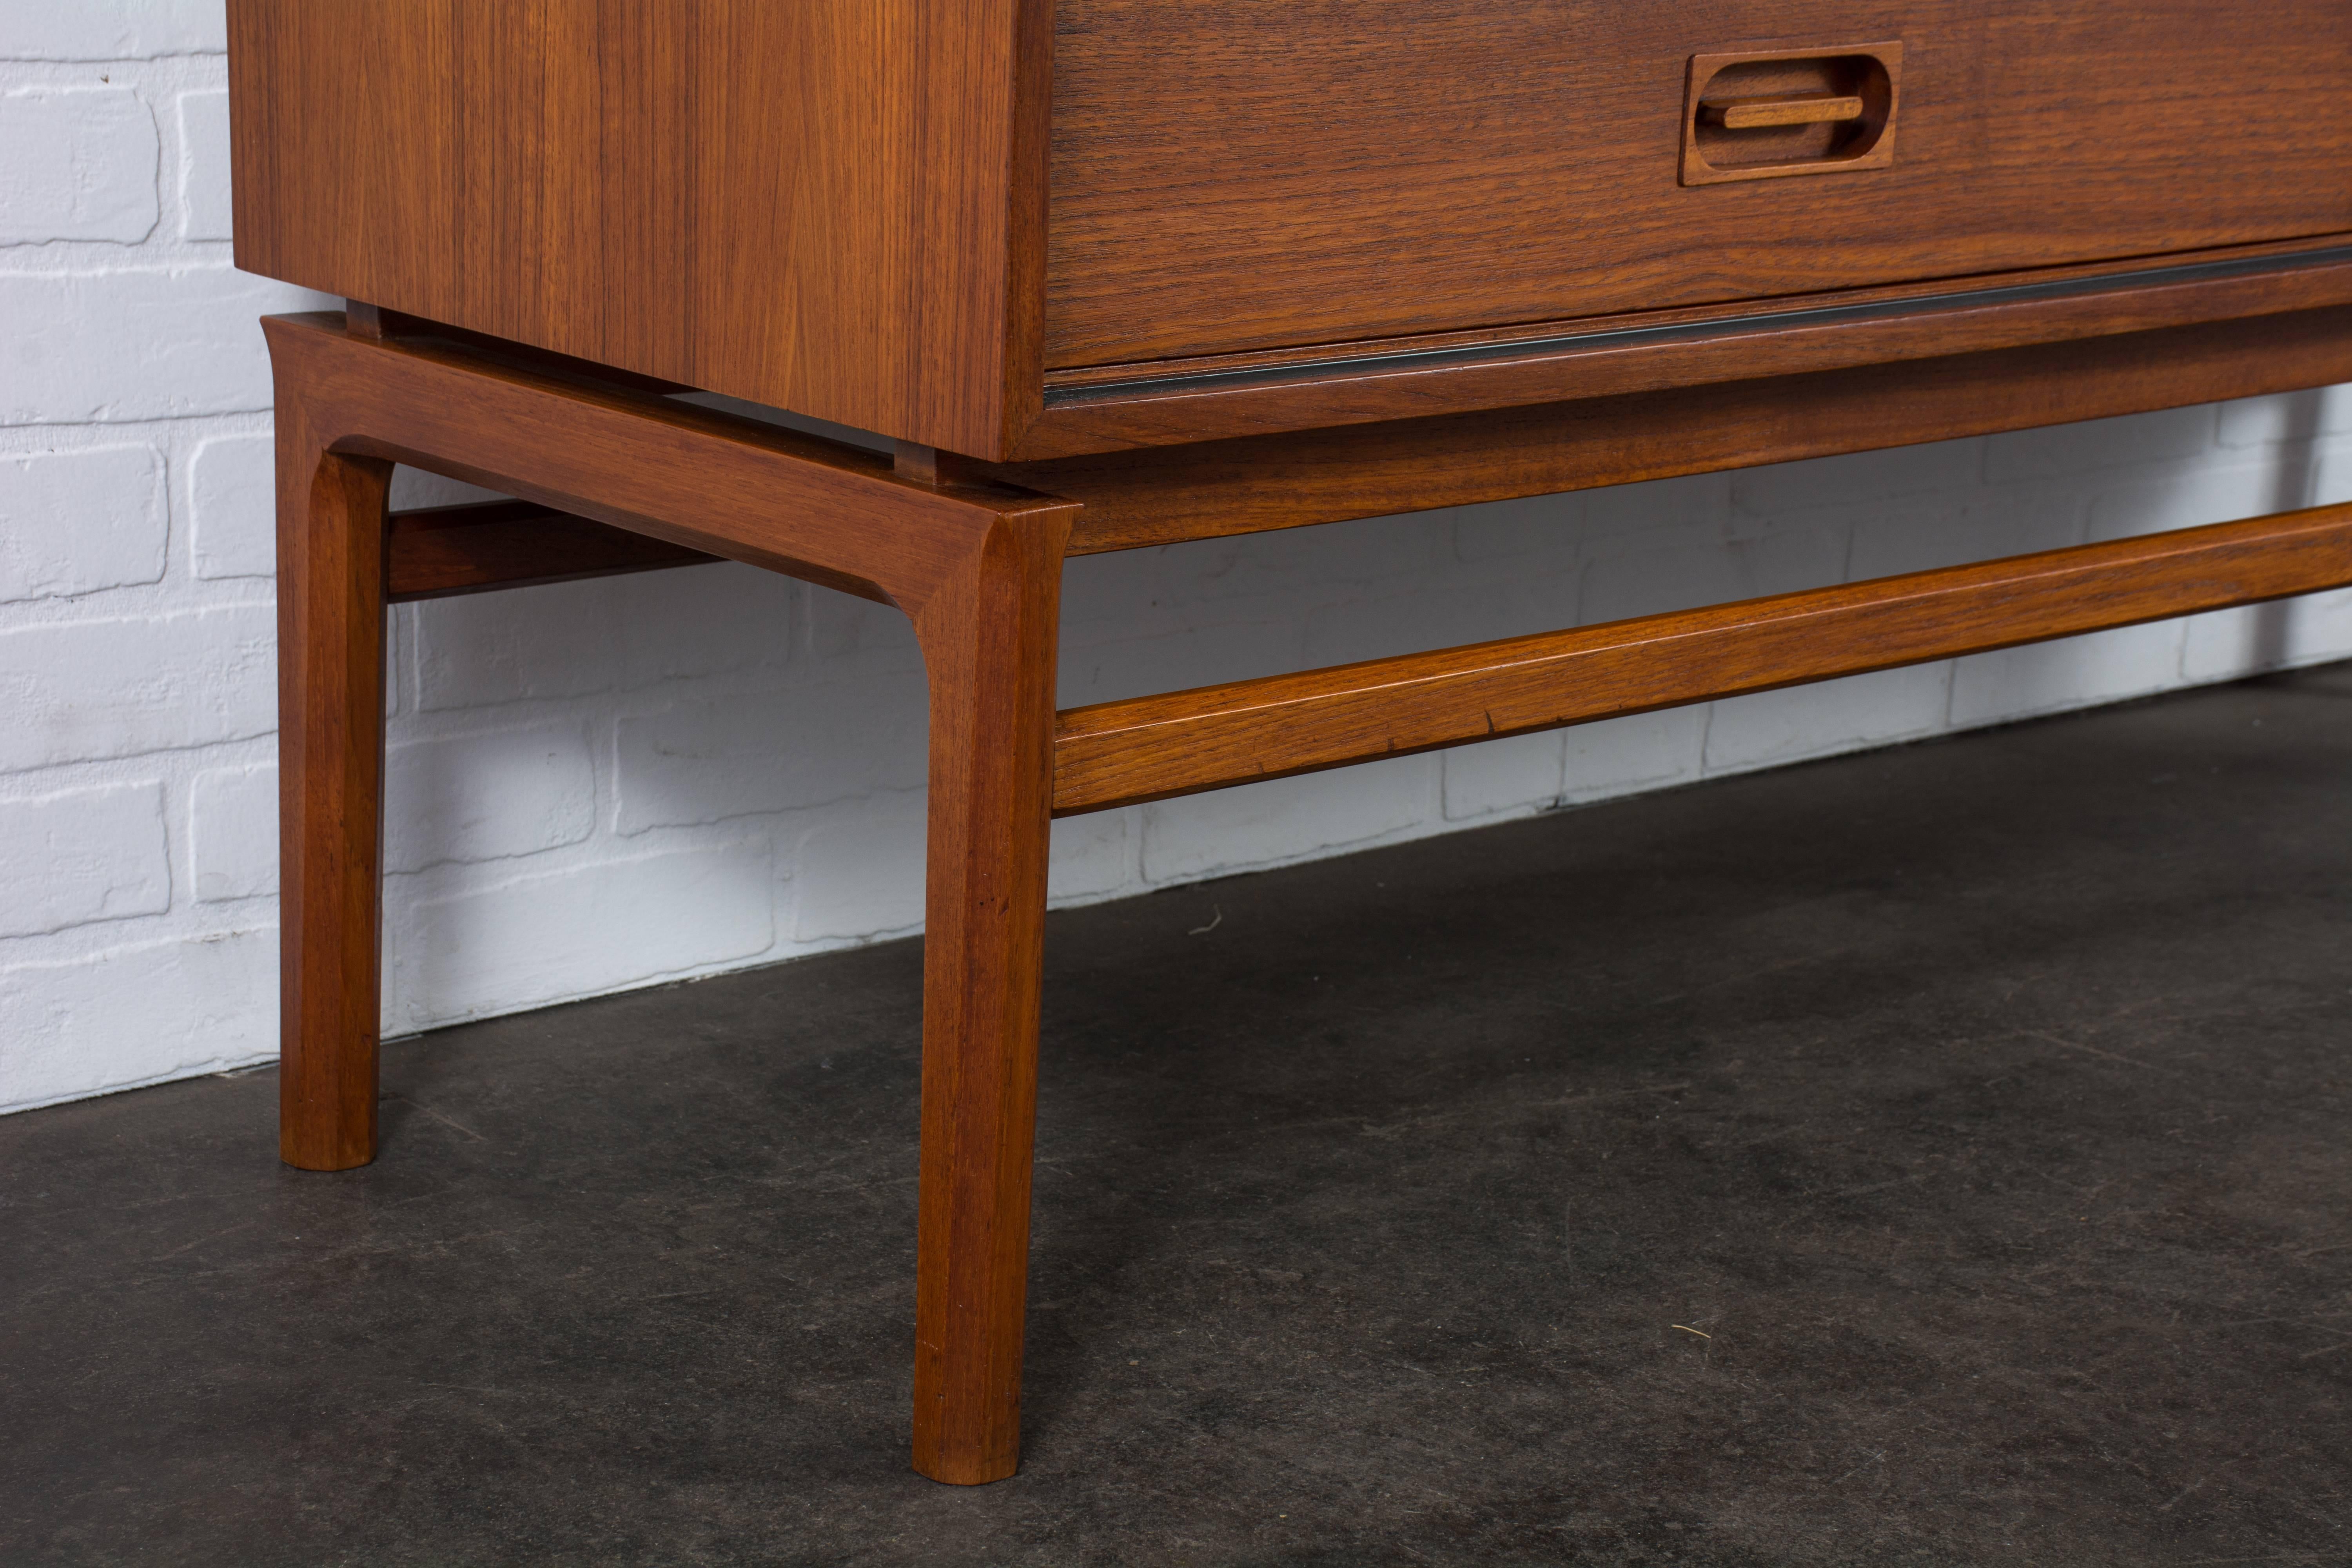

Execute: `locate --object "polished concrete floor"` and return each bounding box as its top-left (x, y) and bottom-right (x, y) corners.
top-left (5, 664), bottom-right (2350, 1566)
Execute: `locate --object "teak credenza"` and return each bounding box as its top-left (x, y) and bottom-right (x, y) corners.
top-left (228, 2), bottom-right (2352, 1483)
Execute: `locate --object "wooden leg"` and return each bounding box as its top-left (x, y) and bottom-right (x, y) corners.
top-left (276, 413), bottom-right (394, 1172)
top-left (908, 517), bottom-right (1068, 1485)
top-left (259, 312), bottom-right (1085, 1461)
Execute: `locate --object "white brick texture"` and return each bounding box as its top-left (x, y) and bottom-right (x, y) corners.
top-left (387, 842), bottom-right (775, 1029)
top-left (0, 929), bottom-right (272, 1114)
top-left (188, 431), bottom-right (273, 579)
top-left (615, 679), bottom-right (926, 835)
top-left (0, 86), bottom-right (158, 245)
top-left (4, 10), bottom-right (2352, 1116)
top-left (174, 88), bottom-right (231, 241)
top-left (191, 763), bottom-right (273, 903)
top-left (2, 266), bottom-right (333, 425)
top-left (0, 445), bottom-right (165, 600)
top-left (792, 793), bottom-right (928, 942)
top-left (0, 606), bottom-right (274, 771)
top-left (414, 578), bottom-right (629, 709)
top-left (1142, 759), bottom-right (1434, 884)
top-left (0, 2), bottom-right (226, 60)
top-left (0, 781), bottom-right (169, 937)
top-left (385, 724), bottom-right (597, 873)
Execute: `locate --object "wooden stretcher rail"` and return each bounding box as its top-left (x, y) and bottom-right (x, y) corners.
top-left (366, 306), bottom-right (2352, 577)
top-left (386, 499), bottom-right (719, 602)
top-left (1051, 501), bottom-right (2352, 816)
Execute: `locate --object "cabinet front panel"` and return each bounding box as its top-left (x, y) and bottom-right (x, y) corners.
top-left (1046, 1), bottom-right (2352, 370)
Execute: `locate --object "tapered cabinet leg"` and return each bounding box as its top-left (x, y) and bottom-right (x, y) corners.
top-left (908, 514), bottom-right (1070, 1485)
top-left (275, 414), bottom-right (394, 1172)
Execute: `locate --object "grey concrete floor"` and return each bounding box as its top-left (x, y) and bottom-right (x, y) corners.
top-left (5, 665), bottom-right (2352, 1567)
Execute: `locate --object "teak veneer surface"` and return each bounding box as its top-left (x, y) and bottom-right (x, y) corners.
top-left (1047, 0), bottom-right (2352, 367)
top-left (385, 499), bottom-right (717, 601)
top-left (1016, 243), bottom-right (2352, 457)
top-left (373, 305), bottom-right (2352, 585)
top-left (1031, 306), bottom-right (2352, 551)
top-left (227, 0), bottom-right (1050, 458)
top-left (229, 0), bottom-right (2352, 459)
top-left (1052, 503), bottom-right (2352, 814)
top-left (267, 311), bottom-right (1078, 1483)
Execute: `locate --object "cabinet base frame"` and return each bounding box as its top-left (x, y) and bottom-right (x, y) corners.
top-left (271, 308), bottom-right (2352, 1486)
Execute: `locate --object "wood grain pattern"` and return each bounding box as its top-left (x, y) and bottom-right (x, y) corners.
top-left (1053, 503), bottom-right (2352, 816)
top-left (398, 303), bottom-right (2352, 568)
top-left (385, 499), bottom-right (718, 601)
top-left (345, 298), bottom-right (696, 397)
top-left (1705, 94), bottom-right (1866, 130)
top-left (263, 314), bottom-right (1070, 609)
top-left (1042, 230), bottom-right (2352, 395)
top-left (1005, 305), bottom-right (2352, 553)
top-left (235, 5), bottom-right (2352, 459)
top-left (228, 0), bottom-right (1052, 457)
top-left (1047, 1), bottom-right (2352, 367)
top-left (1014, 238), bottom-right (2352, 457)
top-left (1682, 44), bottom-right (1898, 185)
top-left (273, 405), bottom-right (393, 1173)
top-left (909, 506), bottom-right (1070, 1486)
top-left (265, 314), bottom-right (1078, 1482)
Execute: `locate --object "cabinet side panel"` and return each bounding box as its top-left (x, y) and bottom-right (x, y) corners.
top-left (227, 0), bottom-right (1036, 455)
top-left (230, 0), bottom-right (465, 319)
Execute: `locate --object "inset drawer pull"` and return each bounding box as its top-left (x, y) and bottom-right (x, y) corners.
top-left (1700, 93), bottom-right (1866, 131)
top-left (1681, 43), bottom-right (1903, 186)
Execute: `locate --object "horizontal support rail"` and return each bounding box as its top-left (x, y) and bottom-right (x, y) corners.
top-left (386, 499), bottom-right (719, 602)
top-left (1032, 307), bottom-right (2352, 556)
top-left (269, 312), bottom-right (1078, 617)
top-left (1052, 501), bottom-right (2352, 816)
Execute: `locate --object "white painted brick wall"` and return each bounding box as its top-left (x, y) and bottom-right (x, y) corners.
top-left (0, 3), bottom-right (225, 61)
top-left (188, 762), bottom-right (271, 903)
top-left (0, 85), bottom-right (158, 243)
top-left (0, 445), bottom-right (165, 599)
top-left (4, 5), bottom-right (2350, 1114)
top-left (187, 430), bottom-right (272, 579)
top-left (172, 87), bottom-right (229, 241)
top-left (0, 780), bottom-right (168, 937)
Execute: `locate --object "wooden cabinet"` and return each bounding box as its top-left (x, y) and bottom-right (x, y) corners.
top-left (229, 0), bottom-right (2352, 461)
top-left (231, 2), bottom-right (2352, 1489)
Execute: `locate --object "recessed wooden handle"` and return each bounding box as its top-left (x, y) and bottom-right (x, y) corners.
top-left (1701, 92), bottom-right (1866, 130)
